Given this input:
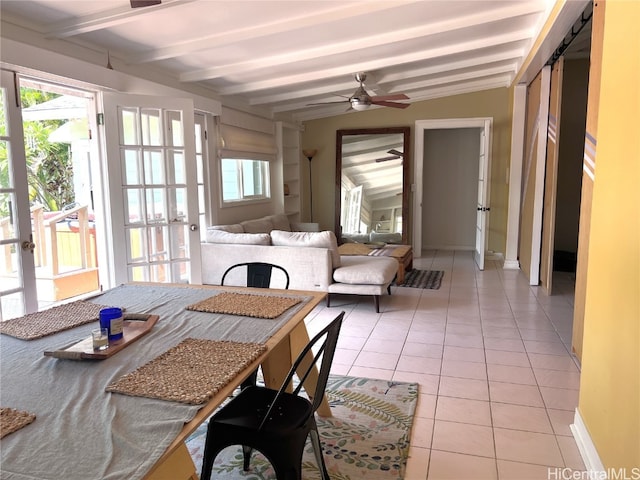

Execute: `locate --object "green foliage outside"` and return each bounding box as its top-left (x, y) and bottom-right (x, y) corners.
top-left (0, 87), bottom-right (74, 218)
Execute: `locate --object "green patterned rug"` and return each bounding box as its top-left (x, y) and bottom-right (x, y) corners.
top-left (186, 375), bottom-right (418, 479)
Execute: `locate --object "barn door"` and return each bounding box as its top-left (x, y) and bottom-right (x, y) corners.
top-left (540, 57), bottom-right (565, 294)
top-left (572, 3), bottom-right (603, 363)
top-left (519, 66), bottom-right (551, 285)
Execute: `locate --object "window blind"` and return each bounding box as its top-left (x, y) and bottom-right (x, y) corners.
top-left (218, 107), bottom-right (277, 159)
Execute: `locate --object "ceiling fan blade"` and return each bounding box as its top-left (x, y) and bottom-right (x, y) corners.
top-left (307, 100), bottom-right (349, 106)
top-left (371, 93), bottom-right (409, 101)
top-left (372, 100), bottom-right (410, 109)
top-left (130, 0), bottom-right (161, 8)
top-left (375, 155), bottom-right (401, 163)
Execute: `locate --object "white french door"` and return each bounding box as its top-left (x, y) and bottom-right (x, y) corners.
top-left (101, 93), bottom-right (201, 286)
top-left (0, 70), bottom-right (37, 319)
top-left (345, 185), bottom-right (363, 233)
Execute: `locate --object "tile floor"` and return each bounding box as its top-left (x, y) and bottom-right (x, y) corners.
top-left (304, 250), bottom-right (584, 480)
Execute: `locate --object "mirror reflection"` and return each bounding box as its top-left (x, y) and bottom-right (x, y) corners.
top-left (336, 127), bottom-right (409, 245)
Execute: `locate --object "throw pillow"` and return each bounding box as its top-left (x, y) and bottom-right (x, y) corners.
top-left (206, 230), bottom-right (271, 245)
top-left (266, 214), bottom-right (291, 231)
top-left (271, 230), bottom-right (341, 268)
top-left (240, 217), bottom-right (274, 233)
top-left (207, 224), bottom-right (244, 233)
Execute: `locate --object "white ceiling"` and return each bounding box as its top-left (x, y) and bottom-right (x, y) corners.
top-left (0, 0), bottom-right (563, 122)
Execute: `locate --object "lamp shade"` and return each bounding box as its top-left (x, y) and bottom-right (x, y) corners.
top-left (302, 149), bottom-right (318, 159)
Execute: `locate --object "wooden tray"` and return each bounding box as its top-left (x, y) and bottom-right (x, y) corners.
top-left (44, 314), bottom-right (159, 360)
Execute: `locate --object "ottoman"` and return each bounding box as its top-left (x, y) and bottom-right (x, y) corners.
top-left (327, 255), bottom-right (398, 312)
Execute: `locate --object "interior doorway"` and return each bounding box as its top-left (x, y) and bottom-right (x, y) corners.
top-left (422, 128), bottom-right (481, 248)
top-left (547, 60), bottom-right (590, 287)
top-left (413, 118), bottom-right (492, 270)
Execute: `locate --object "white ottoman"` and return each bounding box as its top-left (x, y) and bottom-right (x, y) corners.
top-left (328, 256), bottom-right (398, 312)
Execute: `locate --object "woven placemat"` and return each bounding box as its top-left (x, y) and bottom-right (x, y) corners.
top-left (106, 338), bottom-right (267, 405)
top-left (185, 292), bottom-right (301, 319)
top-left (0, 301), bottom-right (111, 340)
top-left (0, 408), bottom-right (36, 439)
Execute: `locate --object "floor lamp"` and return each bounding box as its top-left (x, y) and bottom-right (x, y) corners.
top-left (302, 149), bottom-right (317, 222)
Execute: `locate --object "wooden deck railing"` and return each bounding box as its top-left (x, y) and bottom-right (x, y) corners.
top-left (42, 205), bottom-right (95, 275)
top-left (0, 204), bottom-right (96, 277)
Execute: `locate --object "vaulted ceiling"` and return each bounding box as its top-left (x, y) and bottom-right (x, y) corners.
top-left (0, 0), bottom-right (562, 122)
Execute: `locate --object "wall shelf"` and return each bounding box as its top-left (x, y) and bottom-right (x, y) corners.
top-left (277, 122), bottom-right (302, 223)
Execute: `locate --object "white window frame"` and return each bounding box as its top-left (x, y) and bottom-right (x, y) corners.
top-left (219, 156), bottom-right (271, 205)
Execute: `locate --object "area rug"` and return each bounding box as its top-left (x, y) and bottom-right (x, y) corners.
top-left (186, 375), bottom-right (418, 479)
top-left (396, 269), bottom-right (444, 289)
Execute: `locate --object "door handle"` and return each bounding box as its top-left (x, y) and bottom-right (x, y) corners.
top-left (21, 240), bottom-right (36, 252)
top-left (189, 224), bottom-right (199, 232)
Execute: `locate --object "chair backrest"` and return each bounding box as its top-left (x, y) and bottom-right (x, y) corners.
top-left (221, 262), bottom-right (290, 289)
top-left (259, 311), bottom-right (344, 430)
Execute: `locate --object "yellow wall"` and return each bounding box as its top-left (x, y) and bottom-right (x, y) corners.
top-left (579, 0), bottom-right (640, 469)
top-left (301, 87), bottom-right (512, 254)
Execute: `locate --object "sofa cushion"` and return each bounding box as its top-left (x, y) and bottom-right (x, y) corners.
top-left (341, 233), bottom-right (370, 244)
top-left (271, 230), bottom-right (341, 268)
top-left (333, 256), bottom-right (397, 285)
top-left (208, 224), bottom-right (244, 233)
top-left (369, 232), bottom-right (403, 244)
top-left (206, 229), bottom-right (271, 245)
top-left (240, 217), bottom-right (274, 233)
top-left (265, 214), bottom-right (291, 231)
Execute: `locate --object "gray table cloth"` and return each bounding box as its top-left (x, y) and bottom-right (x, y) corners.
top-left (0, 284), bottom-right (311, 480)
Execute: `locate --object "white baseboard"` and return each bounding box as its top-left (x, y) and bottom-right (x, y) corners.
top-left (571, 408), bottom-right (605, 474)
top-left (422, 245), bottom-right (474, 251)
top-left (503, 259), bottom-right (520, 269)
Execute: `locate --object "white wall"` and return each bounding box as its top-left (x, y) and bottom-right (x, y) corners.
top-left (422, 128), bottom-right (480, 250)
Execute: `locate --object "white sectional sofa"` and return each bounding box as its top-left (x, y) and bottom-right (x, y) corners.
top-left (200, 214), bottom-right (398, 312)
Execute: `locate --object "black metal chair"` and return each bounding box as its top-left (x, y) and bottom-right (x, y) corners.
top-left (221, 262), bottom-right (290, 290)
top-left (221, 262), bottom-right (291, 389)
top-left (199, 311), bottom-right (344, 480)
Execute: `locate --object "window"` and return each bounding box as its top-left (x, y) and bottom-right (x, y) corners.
top-left (221, 158), bottom-right (270, 203)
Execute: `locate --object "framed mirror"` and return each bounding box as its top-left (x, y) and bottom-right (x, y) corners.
top-left (335, 127), bottom-right (410, 245)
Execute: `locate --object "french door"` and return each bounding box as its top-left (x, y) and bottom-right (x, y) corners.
top-left (101, 93), bottom-right (201, 286)
top-left (0, 70), bottom-right (37, 319)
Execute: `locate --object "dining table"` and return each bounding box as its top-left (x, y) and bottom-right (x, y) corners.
top-left (0, 282), bottom-right (328, 480)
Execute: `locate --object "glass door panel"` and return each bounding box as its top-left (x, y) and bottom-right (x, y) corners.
top-left (0, 70), bottom-right (37, 319)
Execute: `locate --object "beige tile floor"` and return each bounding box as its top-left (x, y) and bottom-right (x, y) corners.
top-left (304, 250), bottom-right (584, 480)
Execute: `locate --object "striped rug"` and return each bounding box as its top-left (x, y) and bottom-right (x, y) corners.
top-left (396, 269), bottom-right (444, 289)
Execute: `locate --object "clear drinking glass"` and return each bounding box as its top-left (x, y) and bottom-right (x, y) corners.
top-left (92, 328), bottom-right (109, 351)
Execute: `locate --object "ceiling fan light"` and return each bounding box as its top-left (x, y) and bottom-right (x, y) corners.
top-left (351, 103), bottom-right (370, 111)
top-left (351, 98), bottom-right (371, 111)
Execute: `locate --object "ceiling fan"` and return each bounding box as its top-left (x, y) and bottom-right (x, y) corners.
top-left (309, 73), bottom-right (410, 111)
top-left (130, 0), bottom-right (161, 8)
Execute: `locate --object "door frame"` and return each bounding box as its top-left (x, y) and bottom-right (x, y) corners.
top-left (412, 118), bottom-right (493, 264)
